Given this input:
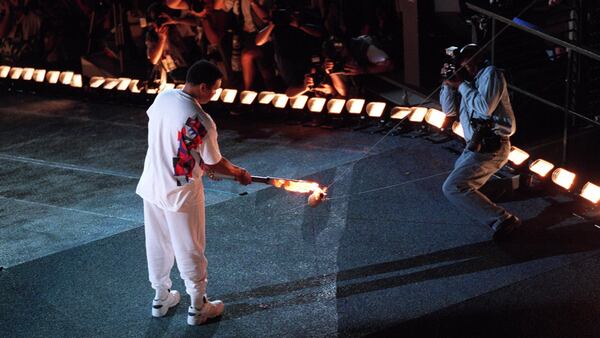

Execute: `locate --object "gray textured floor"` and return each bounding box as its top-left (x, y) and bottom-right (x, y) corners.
top-left (1, 91), bottom-right (599, 337)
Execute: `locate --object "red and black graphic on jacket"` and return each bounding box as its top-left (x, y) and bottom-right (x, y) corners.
top-left (173, 117), bottom-right (207, 186)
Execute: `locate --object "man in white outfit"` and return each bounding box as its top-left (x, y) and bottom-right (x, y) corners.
top-left (136, 59), bottom-right (252, 325)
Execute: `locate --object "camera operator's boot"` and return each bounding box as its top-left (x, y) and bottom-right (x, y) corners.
top-left (493, 215), bottom-right (522, 241)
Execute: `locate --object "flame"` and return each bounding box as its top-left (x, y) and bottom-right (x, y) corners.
top-left (272, 179), bottom-right (326, 195)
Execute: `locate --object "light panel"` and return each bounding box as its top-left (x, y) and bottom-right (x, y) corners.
top-left (580, 182), bottom-right (600, 204)
top-left (307, 97), bottom-right (326, 113)
top-left (346, 99), bottom-right (365, 114)
top-left (258, 91), bottom-right (275, 104)
top-left (508, 146), bottom-right (530, 166)
top-left (452, 121), bottom-right (465, 139)
top-left (529, 159), bottom-right (554, 177)
top-left (272, 94), bottom-right (289, 108)
top-left (327, 99), bottom-right (346, 114)
top-left (425, 108), bottom-right (446, 129)
top-left (240, 90), bottom-right (258, 104)
top-left (90, 76), bottom-right (105, 88)
top-left (71, 74), bottom-right (83, 88)
top-left (59, 71), bottom-right (74, 85)
top-left (210, 88), bottom-right (223, 101)
top-left (220, 89), bottom-right (237, 103)
top-left (116, 78), bottom-right (132, 91)
top-left (551, 168), bottom-right (576, 190)
top-left (290, 95), bottom-right (308, 109)
top-left (390, 107), bottom-right (412, 120)
top-left (9, 67), bottom-right (23, 80)
top-left (176, 84), bottom-right (185, 90)
top-left (366, 102), bottom-right (386, 118)
top-left (0, 65), bottom-right (10, 78)
top-left (46, 71), bottom-right (60, 84)
top-left (103, 78), bottom-right (119, 90)
top-left (409, 107), bottom-right (428, 122)
top-left (33, 69), bottom-right (46, 82)
top-left (129, 79), bottom-right (141, 93)
top-left (22, 68), bottom-right (35, 80)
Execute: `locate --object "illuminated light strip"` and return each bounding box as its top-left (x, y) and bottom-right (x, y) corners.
top-left (71, 74), bottom-right (83, 88)
top-left (9, 67), bottom-right (23, 80)
top-left (409, 107), bottom-right (428, 122)
top-left (290, 95), bottom-right (308, 109)
top-left (33, 69), bottom-right (46, 82)
top-left (327, 99), bottom-right (346, 114)
top-left (22, 68), bottom-right (35, 81)
top-left (116, 78), bottom-right (132, 91)
top-left (272, 94), bottom-right (289, 108)
top-left (221, 89), bottom-right (238, 103)
top-left (162, 83), bottom-right (176, 92)
top-left (425, 108), bottom-right (446, 129)
top-left (307, 97), bottom-right (326, 113)
top-left (390, 106), bottom-right (412, 120)
top-left (59, 71), bottom-right (74, 85)
top-left (0, 65), bottom-right (10, 78)
top-left (529, 159), bottom-right (554, 177)
top-left (551, 167), bottom-right (576, 190)
top-left (129, 79), bottom-right (141, 93)
top-left (346, 99), bottom-right (365, 114)
top-left (46, 71), bottom-right (60, 84)
top-left (240, 90), bottom-right (258, 104)
top-left (452, 121), bottom-right (465, 139)
top-left (508, 146), bottom-right (530, 166)
top-left (210, 88), bottom-right (223, 101)
top-left (258, 91), bottom-right (275, 104)
top-left (580, 182), bottom-right (600, 204)
top-left (176, 84), bottom-right (185, 90)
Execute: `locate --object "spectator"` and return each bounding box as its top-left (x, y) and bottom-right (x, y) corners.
top-left (0, 0), bottom-right (44, 66)
top-left (255, 1), bottom-right (323, 97)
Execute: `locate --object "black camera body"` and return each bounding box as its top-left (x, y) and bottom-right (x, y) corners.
top-left (467, 118), bottom-right (503, 153)
top-left (308, 55), bottom-right (328, 89)
top-left (442, 46), bottom-right (460, 79)
top-left (271, 8), bottom-right (292, 26)
top-left (185, 0), bottom-right (205, 13)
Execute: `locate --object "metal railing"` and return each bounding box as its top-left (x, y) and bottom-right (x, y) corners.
top-left (466, 1), bottom-right (600, 164)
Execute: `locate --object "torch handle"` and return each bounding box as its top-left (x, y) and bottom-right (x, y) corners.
top-left (210, 172), bottom-right (272, 184)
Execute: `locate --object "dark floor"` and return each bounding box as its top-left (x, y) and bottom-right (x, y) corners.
top-left (1, 90), bottom-right (599, 337)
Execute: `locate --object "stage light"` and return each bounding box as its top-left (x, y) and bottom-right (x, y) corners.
top-left (9, 67), bottom-right (23, 80)
top-left (307, 97), bottom-right (326, 113)
top-left (452, 121), bottom-right (465, 138)
top-left (289, 95), bottom-right (308, 109)
top-left (33, 69), bottom-right (46, 82)
top-left (366, 102), bottom-right (386, 118)
top-left (240, 90), bottom-right (258, 104)
top-left (146, 87), bottom-right (158, 94)
top-left (529, 159), bottom-right (554, 177)
top-left (90, 76), bottom-right (105, 88)
top-left (116, 78), bottom-right (132, 91)
top-left (46, 71), bottom-right (60, 84)
top-left (327, 99), bottom-right (346, 114)
top-left (103, 78), bottom-right (119, 90)
top-left (210, 88), bottom-right (223, 101)
top-left (580, 182), bottom-right (600, 204)
top-left (390, 106), bottom-right (412, 120)
top-left (346, 99), bottom-right (365, 114)
top-left (71, 74), bottom-right (83, 88)
top-left (22, 68), bottom-right (34, 80)
top-left (551, 168), bottom-right (576, 190)
top-left (508, 146), bottom-right (529, 166)
top-left (129, 79), bottom-right (141, 93)
top-left (409, 107), bottom-right (428, 122)
top-left (0, 65), bottom-right (10, 78)
top-left (59, 71), bottom-right (74, 85)
top-left (273, 94), bottom-right (289, 108)
top-left (162, 83), bottom-right (175, 92)
top-left (424, 108), bottom-right (446, 129)
top-left (176, 84), bottom-right (184, 90)
top-left (258, 91), bottom-right (275, 104)
top-left (221, 89), bottom-right (237, 103)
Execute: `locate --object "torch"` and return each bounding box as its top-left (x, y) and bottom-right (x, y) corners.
top-left (209, 173), bottom-right (327, 207)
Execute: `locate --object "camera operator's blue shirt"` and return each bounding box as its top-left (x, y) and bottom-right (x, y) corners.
top-left (440, 66), bottom-right (516, 142)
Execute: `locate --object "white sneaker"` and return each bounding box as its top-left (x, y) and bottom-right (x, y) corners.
top-left (187, 296), bottom-right (224, 325)
top-left (152, 289), bottom-right (181, 317)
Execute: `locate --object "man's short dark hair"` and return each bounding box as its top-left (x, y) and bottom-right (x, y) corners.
top-left (457, 43), bottom-right (485, 66)
top-left (186, 60), bottom-right (223, 86)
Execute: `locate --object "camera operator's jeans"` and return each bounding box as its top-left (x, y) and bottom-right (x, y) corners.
top-left (442, 139), bottom-right (512, 231)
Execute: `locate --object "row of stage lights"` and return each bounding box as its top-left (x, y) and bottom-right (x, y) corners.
top-left (1, 65), bottom-right (599, 205)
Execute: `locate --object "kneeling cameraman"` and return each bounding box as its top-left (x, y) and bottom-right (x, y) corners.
top-left (440, 44), bottom-right (521, 241)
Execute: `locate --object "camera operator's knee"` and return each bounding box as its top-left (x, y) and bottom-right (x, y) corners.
top-left (442, 177), bottom-right (472, 198)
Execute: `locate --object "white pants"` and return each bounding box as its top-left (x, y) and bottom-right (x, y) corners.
top-left (143, 200), bottom-right (207, 307)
